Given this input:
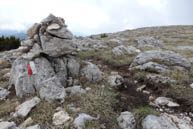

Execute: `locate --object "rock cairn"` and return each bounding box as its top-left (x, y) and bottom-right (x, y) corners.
top-left (9, 14), bottom-right (102, 102)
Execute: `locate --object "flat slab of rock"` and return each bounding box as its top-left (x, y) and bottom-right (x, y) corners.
top-left (117, 111), bottom-right (136, 129)
top-left (14, 97), bottom-right (40, 117)
top-left (142, 113), bottom-right (193, 129)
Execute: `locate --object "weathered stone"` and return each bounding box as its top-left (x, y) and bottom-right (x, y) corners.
top-left (52, 110), bottom-right (72, 126)
top-left (112, 45), bottom-right (140, 56)
top-left (117, 111), bottom-right (136, 129)
top-left (108, 74), bottom-right (123, 88)
top-left (130, 50), bottom-right (191, 71)
top-left (137, 37), bottom-right (164, 49)
top-left (0, 87), bottom-right (10, 100)
top-left (154, 97), bottom-right (180, 107)
top-left (14, 97), bottom-right (40, 117)
top-left (40, 35), bottom-right (75, 57)
top-left (27, 23), bottom-right (41, 38)
top-left (81, 62), bottom-right (102, 81)
top-left (26, 125), bottom-right (41, 129)
top-left (73, 113), bottom-right (99, 129)
top-left (142, 113), bottom-right (193, 129)
top-left (0, 121), bottom-right (19, 129)
top-left (39, 77), bottom-right (66, 103)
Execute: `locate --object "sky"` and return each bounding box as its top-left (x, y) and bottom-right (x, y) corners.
top-left (0, 0), bottom-right (193, 35)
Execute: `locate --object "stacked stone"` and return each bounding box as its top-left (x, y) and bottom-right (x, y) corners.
top-left (9, 14), bottom-right (102, 102)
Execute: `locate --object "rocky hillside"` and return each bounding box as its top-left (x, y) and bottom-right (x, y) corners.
top-left (0, 14), bottom-right (193, 129)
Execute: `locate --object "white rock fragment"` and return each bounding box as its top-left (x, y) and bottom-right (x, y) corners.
top-left (14, 97), bottom-right (41, 117)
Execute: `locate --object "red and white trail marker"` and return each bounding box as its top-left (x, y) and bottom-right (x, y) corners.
top-left (27, 61), bottom-right (37, 75)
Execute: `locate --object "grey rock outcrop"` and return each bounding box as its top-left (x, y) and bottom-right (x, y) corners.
top-left (117, 111), bottom-right (136, 129)
top-left (137, 37), bottom-right (164, 49)
top-left (142, 113), bottom-right (193, 129)
top-left (13, 97), bottom-right (40, 117)
top-left (130, 50), bottom-right (191, 73)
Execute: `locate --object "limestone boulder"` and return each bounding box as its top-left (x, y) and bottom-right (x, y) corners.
top-left (117, 111), bottom-right (136, 129)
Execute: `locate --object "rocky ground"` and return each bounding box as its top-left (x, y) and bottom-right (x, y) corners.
top-left (0, 14), bottom-right (193, 129)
